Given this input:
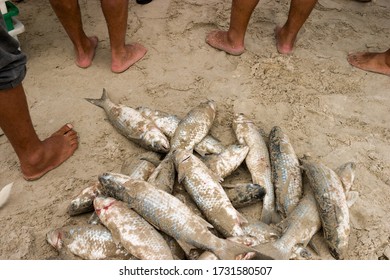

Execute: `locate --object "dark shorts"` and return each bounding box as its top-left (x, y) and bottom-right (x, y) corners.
top-left (0, 13), bottom-right (27, 90)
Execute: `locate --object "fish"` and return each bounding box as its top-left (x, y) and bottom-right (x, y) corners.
top-left (85, 89), bottom-right (170, 153)
top-left (120, 152), bottom-right (161, 180)
top-left (256, 187), bottom-right (322, 260)
top-left (94, 196), bottom-right (174, 260)
top-left (98, 173), bottom-right (278, 260)
top-left (0, 182), bottom-right (13, 208)
top-left (241, 221), bottom-right (280, 244)
top-left (335, 162), bottom-right (359, 207)
top-left (203, 144), bottom-right (249, 179)
top-left (169, 100), bottom-right (216, 152)
top-left (269, 126), bottom-right (303, 218)
top-left (147, 154), bottom-right (176, 194)
top-left (232, 113), bottom-right (278, 224)
top-left (67, 181), bottom-right (102, 216)
top-left (137, 105), bottom-right (225, 156)
top-left (222, 183), bottom-right (266, 209)
top-left (46, 224), bottom-right (132, 260)
top-left (302, 160), bottom-right (350, 260)
top-left (174, 149), bottom-right (247, 237)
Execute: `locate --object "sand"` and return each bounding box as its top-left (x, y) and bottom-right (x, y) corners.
top-left (0, 0), bottom-right (389, 260)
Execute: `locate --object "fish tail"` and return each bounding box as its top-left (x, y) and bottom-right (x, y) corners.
top-left (260, 208), bottom-right (281, 225)
top-left (85, 88), bottom-right (109, 108)
top-left (213, 239), bottom-right (279, 260)
top-left (252, 242), bottom-right (289, 260)
top-left (0, 182), bottom-right (13, 208)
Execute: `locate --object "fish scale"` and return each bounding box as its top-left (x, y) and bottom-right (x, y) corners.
top-left (302, 160), bottom-right (350, 260)
top-left (269, 126), bottom-right (303, 218)
top-left (94, 196), bottom-right (174, 260)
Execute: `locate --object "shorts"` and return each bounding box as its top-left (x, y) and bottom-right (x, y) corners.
top-left (0, 13), bottom-right (27, 90)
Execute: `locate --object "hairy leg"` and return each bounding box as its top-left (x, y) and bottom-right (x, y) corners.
top-left (101, 0), bottom-right (147, 73)
top-left (0, 84), bottom-right (79, 180)
top-left (49, 0), bottom-right (98, 68)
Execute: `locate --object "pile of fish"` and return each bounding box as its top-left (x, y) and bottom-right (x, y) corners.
top-left (46, 89), bottom-right (359, 260)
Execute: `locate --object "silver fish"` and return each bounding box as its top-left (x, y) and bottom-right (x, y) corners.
top-left (46, 224), bottom-right (132, 260)
top-left (170, 100), bottom-right (216, 152)
top-left (67, 181), bottom-right (102, 216)
top-left (203, 144), bottom-right (249, 179)
top-left (137, 106), bottom-right (225, 156)
top-left (85, 89), bottom-right (170, 153)
top-left (120, 152), bottom-right (161, 180)
top-left (98, 173), bottom-right (277, 259)
top-left (94, 196), bottom-right (174, 260)
top-left (233, 113), bottom-right (278, 224)
top-left (302, 160), bottom-right (350, 260)
top-left (223, 183), bottom-right (266, 209)
top-left (269, 126), bottom-right (303, 218)
top-left (147, 154), bottom-right (176, 194)
top-left (241, 221), bottom-right (280, 244)
top-left (174, 149), bottom-right (247, 237)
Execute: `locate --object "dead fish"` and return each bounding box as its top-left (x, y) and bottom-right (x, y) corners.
top-left (94, 196), bottom-right (174, 260)
top-left (232, 113), bottom-right (278, 224)
top-left (137, 106), bottom-right (225, 156)
top-left (174, 149), bottom-right (247, 237)
top-left (67, 181), bottom-right (102, 216)
top-left (46, 224), bottom-right (132, 260)
top-left (241, 221), bottom-right (281, 244)
top-left (147, 154), bottom-right (176, 194)
top-left (257, 187), bottom-right (322, 260)
top-left (120, 152), bottom-right (161, 180)
top-left (85, 89), bottom-right (170, 153)
top-left (269, 126), bottom-right (303, 218)
top-left (98, 173), bottom-right (277, 260)
top-left (335, 162), bottom-right (359, 207)
top-left (170, 100), bottom-right (216, 152)
top-left (0, 182), bottom-right (13, 208)
top-left (203, 144), bottom-right (249, 179)
top-left (302, 160), bottom-right (350, 260)
top-left (222, 183), bottom-right (266, 209)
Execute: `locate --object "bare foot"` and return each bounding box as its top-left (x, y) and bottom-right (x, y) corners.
top-left (205, 30), bottom-right (245, 56)
top-left (75, 36), bottom-right (99, 68)
top-left (275, 26), bottom-right (295, 55)
top-left (21, 124), bottom-right (79, 181)
top-left (347, 51), bottom-right (390, 76)
top-left (111, 43), bottom-right (147, 73)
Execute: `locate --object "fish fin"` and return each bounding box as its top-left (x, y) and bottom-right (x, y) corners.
top-left (85, 88), bottom-right (109, 108)
top-left (0, 182), bottom-right (13, 208)
top-left (260, 209), bottom-right (281, 225)
top-left (346, 191), bottom-right (359, 208)
top-left (252, 242), bottom-right (289, 260)
top-left (140, 157), bottom-right (161, 167)
top-left (236, 211), bottom-right (249, 225)
top-left (215, 240), bottom-right (280, 260)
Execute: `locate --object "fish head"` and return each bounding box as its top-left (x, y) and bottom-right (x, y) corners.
top-left (93, 196), bottom-right (117, 220)
top-left (46, 229), bottom-right (65, 250)
top-left (143, 129), bottom-right (170, 153)
top-left (98, 172), bottom-right (128, 197)
top-left (173, 149), bottom-right (192, 183)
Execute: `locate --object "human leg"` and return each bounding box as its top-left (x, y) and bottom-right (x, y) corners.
top-left (275, 0), bottom-right (318, 54)
top-left (101, 0), bottom-right (147, 73)
top-left (206, 0), bottom-right (260, 55)
top-left (0, 84), bottom-right (79, 180)
top-left (347, 49), bottom-right (390, 76)
top-left (49, 0), bottom-right (98, 68)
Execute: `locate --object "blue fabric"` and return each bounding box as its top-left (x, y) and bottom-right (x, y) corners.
top-left (0, 12), bottom-right (27, 90)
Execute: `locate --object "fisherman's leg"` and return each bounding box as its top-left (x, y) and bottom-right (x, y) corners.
top-left (275, 0), bottom-right (318, 54)
top-left (206, 0), bottom-right (260, 55)
top-left (0, 84), bottom-right (79, 180)
top-left (101, 0), bottom-right (147, 73)
top-left (49, 0), bottom-right (98, 68)
top-left (347, 49), bottom-right (390, 76)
